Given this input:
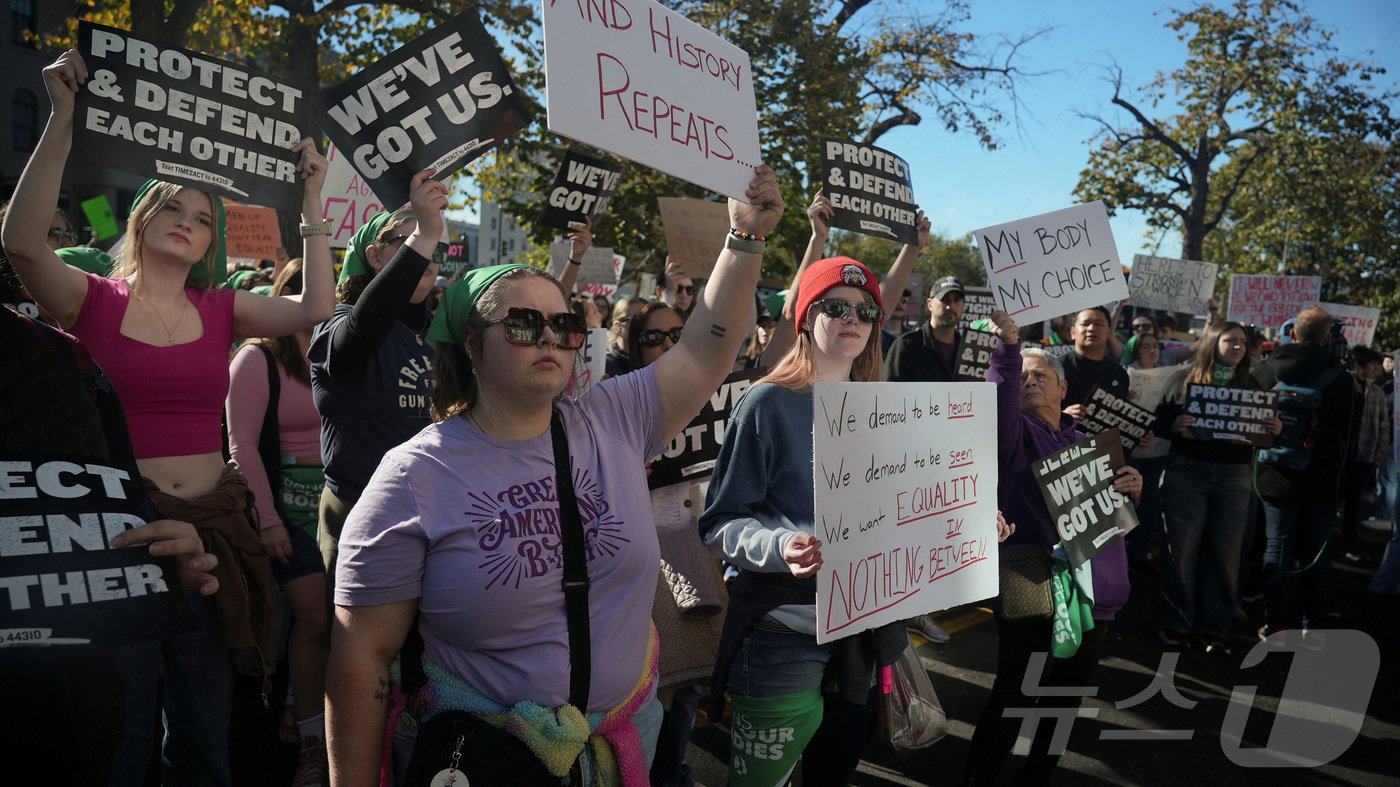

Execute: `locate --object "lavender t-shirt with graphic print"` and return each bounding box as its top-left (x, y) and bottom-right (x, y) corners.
top-left (335, 367), bottom-right (663, 712)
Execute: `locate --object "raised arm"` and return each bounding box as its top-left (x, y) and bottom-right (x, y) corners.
top-left (326, 599), bottom-right (417, 787)
top-left (879, 209), bottom-right (930, 322)
top-left (985, 310), bottom-right (1026, 463)
top-left (652, 166), bottom-right (785, 441)
top-left (556, 218), bottom-right (593, 295)
top-left (759, 190), bottom-right (829, 367)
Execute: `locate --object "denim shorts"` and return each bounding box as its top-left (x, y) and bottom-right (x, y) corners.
top-left (727, 615), bottom-right (835, 698)
top-left (269, 522), bottom-right (326, 585)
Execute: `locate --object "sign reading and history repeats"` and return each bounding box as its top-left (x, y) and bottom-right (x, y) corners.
top-left (1226, 274), bottom-right (1322, 329)
top-left (1031, 432), bottom-right (1135, 567)
top-left (537, 150), bottom-right (626, 230)
top-left (649, 369), bottom-right (764, 489)
top-left (1184, 384), bottom-right (1278, 447)
top-left (1128, 254), bottom-right (1218, 315)
top-left (820, 138), bottom-right (918, 245)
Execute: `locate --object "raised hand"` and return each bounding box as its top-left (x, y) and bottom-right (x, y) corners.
top-left (41, 49), bottom-right (87, 117)
top-left (728, 165), bottom-right (785, 240)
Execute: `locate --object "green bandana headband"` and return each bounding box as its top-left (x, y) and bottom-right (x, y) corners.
top-left (339, 211), bottom-right (394, 284)
top-left (426, 264), bottom-right (529, 347)
top-left (132, 179), bottom-right (228, 287)
top-left (54, 246), bottom-right (115, 277)
top-left (1120, 332), bottom-right (1144, 366)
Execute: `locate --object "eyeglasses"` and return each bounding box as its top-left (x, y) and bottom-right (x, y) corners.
top-left (485, 307), bottom-right (588, 350)
top-left (638, 327), bottom-right (684, 347)
top-left (812, 298), bottom-right (882, 325)
top-left (381, 234), bottom-right (449, 264)
top-left (49, 228), bottom-right (79, 245)
top-left (1132, 322), bottom-right (1154, 333)
top-left (674, 284), bottom-right (695, 295)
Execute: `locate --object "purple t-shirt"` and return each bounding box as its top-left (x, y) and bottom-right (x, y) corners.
top-left (335, 366), bottom-right (663, 711)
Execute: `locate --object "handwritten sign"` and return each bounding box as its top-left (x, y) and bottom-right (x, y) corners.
top-left (548, 240), bottom-right (624, 286)
top-left (1128, 254), bottom-right (1217, 315)
top-left (1081, 386), bottom-right (1155, 453)
top-left (224, 204), bottom-right (281, 259)
top-left (820, 138), bottom-right (917, 244)
top-left (542, 0), bottom-right (761, 201)
top-left (568, 328), bottom-right (609, 397)
top-left (973, 202), bottom-right (1126, 324)
top-left (649, 369), bottom-right (763, 489)
top-left (1184, 384), bottom-right (1278, 447)
top-left (953, 329), bottom-right (1000, 382)
top-left (812, 382), bottom-right (999, 643)
top-left (1031, 432), bottom-right (1135, 567)
top-left (320, 143), bottom-right (386, 249)
top-left (657, 196), bottom-right (729, 278)
top-left (958, 287), bottom-right (998, 331)
top-left (538, 150), bottom-right (626, 230)
top-left (1226, 274), bottom-right (1322, 329)
top-left (1319, 302), bottom-right (1380, 347)
top-left (318, 11), bottom-right (531, 210)
top-left (1127, 367), bottom-right (1174, 458)
top-left (75, 22), bottom-right (312, 211)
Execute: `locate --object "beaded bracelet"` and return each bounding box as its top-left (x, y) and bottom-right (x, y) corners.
top-left (568, 257), bottom-right (584, 266)
top-left (729, 228), bottom-right (767, 242)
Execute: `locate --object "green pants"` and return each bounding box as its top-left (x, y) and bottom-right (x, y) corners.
top-left (727, 690), bottom-right (824, 787)
top-left (317, 485), bottom-right (353, 593)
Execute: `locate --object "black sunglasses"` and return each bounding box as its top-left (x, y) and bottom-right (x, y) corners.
top-left (382, 234), bottom-right (449, 264)
top-left (674, 284), bottom-right (695, 295)
top-left (812, 298), bottom-right (882, 325)
top-left (486, 307), bottom-right (588, 350)
top-left (638, 327), bottom-right (683, 347)
top-left (1132, 322), bottom-right (1154, 333)
top-left (49, 228), bottom-right (79, 244)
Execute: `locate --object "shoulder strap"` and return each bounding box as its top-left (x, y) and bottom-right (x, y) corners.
top-left (552, 409), bottom-right (591, 712)
top-left (254, 344), bottom-right (284, 520)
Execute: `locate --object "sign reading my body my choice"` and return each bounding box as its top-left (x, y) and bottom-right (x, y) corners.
top-left (973, 201), bottom-right (1127, 324)
top-left (1032, 431), bottom-right (1135, 567)
top-left (538, 151), bottom-right (627, 230)
top-left (75, 22), bottom-right (312, 211)
top-left (318, 12), bottom-right (532, 210)
top-left (820, 138), bottom-right (918, 245)
top-left (813, 382), bottom-right (999, 643)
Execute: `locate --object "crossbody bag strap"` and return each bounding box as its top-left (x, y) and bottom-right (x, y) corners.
top-left (551, 409), bottom-right (592, 712)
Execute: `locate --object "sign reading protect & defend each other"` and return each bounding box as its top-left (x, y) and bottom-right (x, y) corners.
top-left (1183, 384), bottom-right (1278, 447)
top-left (820, 138), bottom-right (918, 245)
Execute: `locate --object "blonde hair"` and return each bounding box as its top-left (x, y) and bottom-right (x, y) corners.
top-left (761, 294), bottom-right (884, 390)
top-left (110, 182), bottom-right (219, 291)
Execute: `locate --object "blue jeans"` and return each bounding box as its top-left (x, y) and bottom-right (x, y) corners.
top-left (1369, 519), bottom-right (1400, 593)
top-left (1373, 452), bottom-right (1397, 521)
top-left (1159, 455), bottom-right (1252, 639)
top-left (1262, 498), bottom-right (1336, 630)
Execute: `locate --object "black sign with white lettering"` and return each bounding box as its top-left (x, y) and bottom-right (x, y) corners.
top-left (318, 11), bottom-right (532, 210)
top-left (954, 329), bottom-right (1000, 382)
top-left (1031, 431), bottom-right (1135, 567)
top-left (537, 150), bottom-right (626, 230)
top-left (0, 455), bottom-right (194, 647)
top-left (1184, 384), bottom-right (1278, 448)
top-left (648, 369), bottom-right (764, 489)
top-left (820, 138), bottom-right (917, 245)
top-left (75, 22), bottom-right (312, 211)
top-left (958, 287), bottom-right (998, 331)
top-left (1081, 386), bottom-right (1155, 452)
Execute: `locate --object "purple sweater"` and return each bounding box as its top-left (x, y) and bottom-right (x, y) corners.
top-left (988, 341), bottom-right (1131, 621)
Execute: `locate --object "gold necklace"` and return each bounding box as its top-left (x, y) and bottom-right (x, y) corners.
top-left (137, 290), bottom-right (189, 345)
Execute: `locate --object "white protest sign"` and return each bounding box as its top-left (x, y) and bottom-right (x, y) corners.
top-left (542, 0), bottom-right (762, 201)
top-left (812, 382), bottom-right (999, 643)
top-left (973, 201), bottom-right (1127, 324)
top-left (1227, 274), bottom-right (1322, 329)
top-left (320, 143), bottom-right (388, 249)
top-left (1128, 254), bottom-right (1218, 315)
top-left (1319, 302), bottom-right (1380, 347)
top-left (569, 328), bottom-right (609, 396)
top-left (548, 240), bottom-right (624, 284)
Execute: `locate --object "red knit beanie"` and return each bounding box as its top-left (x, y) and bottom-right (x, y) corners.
top-left (794, 257), bottom-right (884, 328)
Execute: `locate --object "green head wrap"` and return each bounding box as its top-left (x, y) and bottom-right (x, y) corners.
top-left (1121, 332), bottom-right (1146, 366)
top-left (339, 211), bottom-right (395, 284)
top-left (225, 269), bottom-right (258, 290)
top-left (764, 290), bottom-right (787, 321)
top-left (251, 284), bottom-right (274, 296)
top-left (54, 246), bottom-right (115, 277)
top-left (131, 179), bottom-right (228, 287)
top-left (426, 264), bottom-right (529, 347)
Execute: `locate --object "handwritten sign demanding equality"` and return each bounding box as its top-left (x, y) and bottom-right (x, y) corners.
top-left (320, 143), bottom-right (386, 249)
top-left (0, 455), bottom-right (195, 647)
top-left (820, 138), bottom-right (918, 245)
top-left (75, 22), bottom-right (312, 211)
top-left (224, 204), bottom-right (281, 259)
top-left (954, 329), bottom-right (1001, 382)
top-left (318, 11), bottom-right (531, 210)
top-left (658, 197), bottom-right (730, 278)
top-left (1031, 431), bottom-right (1135, 567)
top-left (1226, 274), bottom-right (1322, 329)
top-left (1080, 386), bottom-right (1155, 453)
top-left (538, 150), bottom-right (626, 230)
top-left (649, 369), bottom-right (763, 489)
top-left (1319, 302), bottom-right (1380, 347)
top-left (548, 240), bottom-right (624, 286)
top-left (958, 287), bottom-right (998, 331)
top-left (812, 382), bottom-right (999, 643)
top-left (973, 201), bottom-right (1127, 324)
top-left (542, 0), bottom-right (761, 202)
top-left (1184, 384), bottom-right (1278, 447)
top-left (1128, 254), bottom-right (1218, 315)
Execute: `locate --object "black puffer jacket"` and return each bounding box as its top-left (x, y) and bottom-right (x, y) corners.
top-left (1251, 342), bottom-right (1356, 502)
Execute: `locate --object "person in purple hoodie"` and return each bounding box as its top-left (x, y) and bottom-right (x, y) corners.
top-left (964, 310), bottom-right (1140, 786)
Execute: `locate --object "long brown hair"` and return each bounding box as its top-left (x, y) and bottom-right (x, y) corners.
top-left (761, 294), bottom-right (884, 390)
top-left (1184, 320), bottom-right (1252, 387)
top-left (112, 182), bottom-right (219, 291)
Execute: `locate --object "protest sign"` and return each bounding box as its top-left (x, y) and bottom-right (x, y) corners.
top-left (224, 204), bottom-right (282, 259)
top-left (541, 0), bottom-right (761, 202)
top-left (80, 195), bottom-right (120, 241)
top-left (658, 197), bottom-right (729, 278)
top-left (538, 151), bottom-right (626, 230)
top-left (439, 240), bottom-right (472, 278)
top-left (578, 281), bottom-right (619, 300)
top-left (548, 240), bottom-right (624, 285)
top-left (1126, 367), bottom-right (1175, 414)
top-left (1184, 384), bottom-right (1278, 447)
top-left (1031, 431), bottom-right (1135, 567)
top-left (566, 328), bottom-right (610, 397)
top-left (820, 138), bottom-right (917, 245)
top-left (318, 12), bottom-right (531, 210)
top-left (1081, 386), bottom-right (1155, 453)
top-left (973, 202), bottom-right (1127, 324)
top-left (0, 455), bottom-right (194, 647)
top-left (649, 369), bottom-right (763, 489)
top-left (320, 143), bottom-right (386, 249)
top-left (812, 382), bottom-right (999, 643)
top-left (1319, 301), bottom-right (1380, 347)
top-left (1128, 254), bottom-right (1217, 315)
top-left (954, 329), bottom-right (1001, 382)
top-left (75, 22), bottom-right (311, 211)
top-left (958, 287), bottom-right (998, 331)
top-left (1226, 274), bottom-right (1322, 329)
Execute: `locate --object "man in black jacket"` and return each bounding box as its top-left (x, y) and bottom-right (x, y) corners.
top-left (885, 276), bottom-right (966, 383)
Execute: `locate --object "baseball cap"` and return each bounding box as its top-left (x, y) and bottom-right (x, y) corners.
top-left (930, 276), bottom-right (965, 300)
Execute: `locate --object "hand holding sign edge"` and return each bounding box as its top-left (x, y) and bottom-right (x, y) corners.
top-left (728, 165), bottom-right (784, 237)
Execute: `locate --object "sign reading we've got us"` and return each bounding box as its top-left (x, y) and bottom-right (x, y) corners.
top-left (812, 382), bottom-right (999, 643)
top-left (538, 150), bottom-right (627, 230)
top-left (1031, 432), bottom-right (1135, 567)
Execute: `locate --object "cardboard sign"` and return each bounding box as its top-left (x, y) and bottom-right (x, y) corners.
top-left (1031, 431), bottom-right (1135, 567)
top-left (80, 195), bottom-right (119, 240)
top-left (820, 138), bottom-right (917, 244)
top-left (318, 11), bottom-right (531, 210)
top-left (542, 0), bottom-right (761, 202)
top-left (649, 369), bottom-right (764, 489)
top-left (813, 382), bottom-right (1000, 643)
top-left (1318, 301), bottom-right (1380, 347)
top-left (0, 455), bottom-right (194, 647)
top-left (958, 287), bottom-right (998, 331)
top-left (657, 197), bottom-right (729, 278)
top-left (320, 143), bottom-right (387, 249)
top-left (1226, 274), bottom-right (1322, 329)
top-left (973, 202), bottom-right (1127, 324)
top-left (548, 240), bottom-right (624, 285)
top-left (224, 204), bottom-right (282, 259)
top-left (954, 329), bottom-right (1001, 382)
top-left (1081, 386), bottom-right (1155, 453)
top-left (538, 150), bottom-right (626, 230)
top-left (1184, 384), bottom-right (1278, 447)
top-left (75, 22), bottom-right (312, 211)
top-left (567, 328), bottom-right (610, 397)
top-left (1128, 254), bottom-right (1218, 315)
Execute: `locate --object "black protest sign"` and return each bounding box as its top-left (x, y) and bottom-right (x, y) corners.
top-left (954, 329), bottom-right (1001, 382)
top-left (318, 11), bottom-right (532, 210)
top-left (1031, 431), bottom-right (1136, 567)
top-left (0, 455), bottom-right (195, 647)
top-left (1184, 384), bottom-right (1278, 448)
top-left (537, 151), bottom-right (626, 230)
top-left (75, 22), bottom-right (312, 211)
top-left (1081, 386), bottom-right (1155, 453)
top-left (820, 138), bottom-right (918, 245)
top-left (649, 369), bottom-right (764, 489)
top-left (958, 287), bottom-right (998, 331)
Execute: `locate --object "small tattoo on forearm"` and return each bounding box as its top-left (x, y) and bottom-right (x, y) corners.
top-left (374, 676), bottom-right (388, 702)
top-left (710, 324), bottom-right (726, 338)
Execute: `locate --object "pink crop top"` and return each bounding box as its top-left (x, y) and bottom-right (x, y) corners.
top-left (67, 272), bottom-right (236, 459)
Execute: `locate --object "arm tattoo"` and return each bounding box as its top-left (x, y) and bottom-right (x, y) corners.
top-left (374, 676), bottom-right (388, 702)
top-left (710, 323), bottom-right (727, 338)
